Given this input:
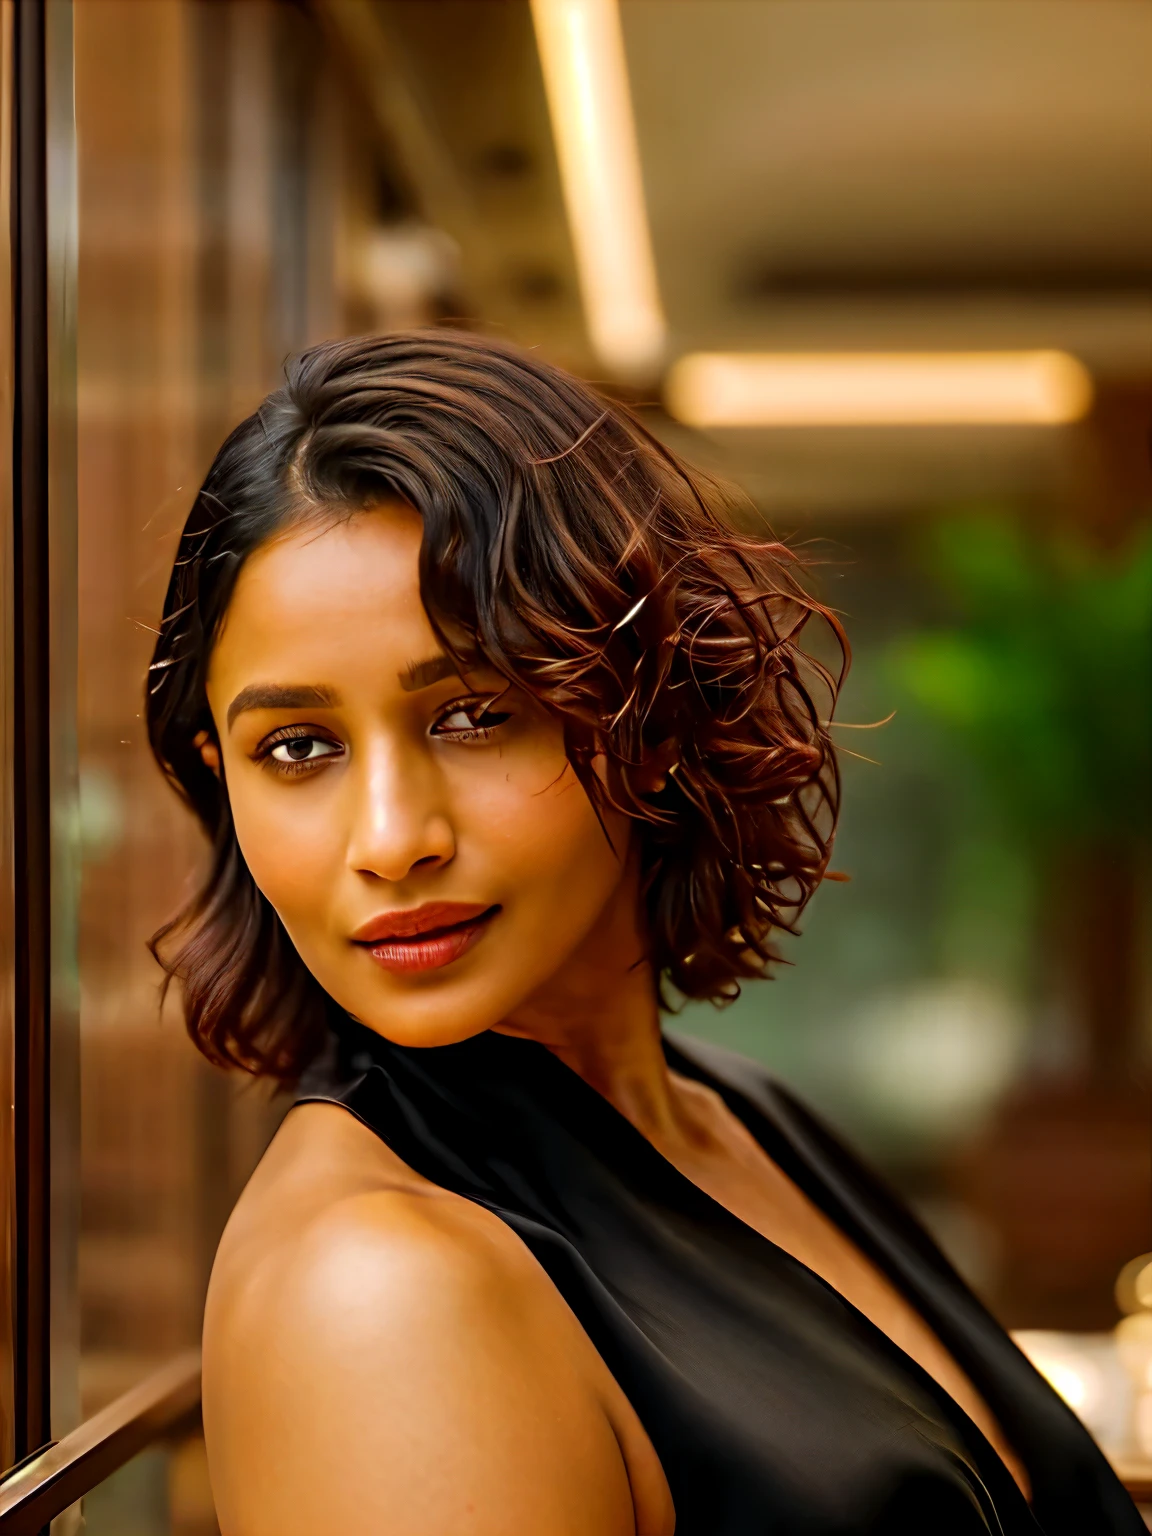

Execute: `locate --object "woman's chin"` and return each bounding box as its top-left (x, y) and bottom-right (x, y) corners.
top-left (349, 1010), bottom-right (499, 1051)
top-left (333, 969), bottom-right (518, 1049)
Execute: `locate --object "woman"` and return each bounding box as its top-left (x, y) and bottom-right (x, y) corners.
top-left (148, 332), bottom-right (1139, 1535)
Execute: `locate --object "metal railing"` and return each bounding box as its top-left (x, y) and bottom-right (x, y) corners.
top-left (0, 1352), bottom-right (201, 1534)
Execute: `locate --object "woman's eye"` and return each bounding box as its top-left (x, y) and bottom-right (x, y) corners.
top-left (434, 702), bottom-right (512, 737)
top-left (269, 736), bottom-right (341, 765)
top-left (439, 709), bottom-right (480, 732)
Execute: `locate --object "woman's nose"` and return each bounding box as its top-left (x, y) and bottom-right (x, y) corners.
top-left (345, 740), bottom-right (455, 883)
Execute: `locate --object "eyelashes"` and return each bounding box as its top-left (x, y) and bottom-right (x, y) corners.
top-left (252, 695), bottom-right (513, 777)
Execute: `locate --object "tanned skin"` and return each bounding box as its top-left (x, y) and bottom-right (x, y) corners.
top-left (201, 504), bottom-right (1029, 1535)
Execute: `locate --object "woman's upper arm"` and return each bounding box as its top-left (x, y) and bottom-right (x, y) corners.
top-left (202, 1193), bottom-right (638, 1536)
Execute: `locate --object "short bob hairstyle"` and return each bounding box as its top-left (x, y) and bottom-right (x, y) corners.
top-left (148, 331), bottom-right (846, 1081)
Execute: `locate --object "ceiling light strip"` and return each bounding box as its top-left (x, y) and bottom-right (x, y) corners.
top-left (665, 351), bottom-right (1094, 427)
top-left (531, 0), bottom-right (666, 379)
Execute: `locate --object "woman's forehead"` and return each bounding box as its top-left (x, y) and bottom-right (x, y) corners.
top-left (210, 511), bottom-right (433, 679)
top-left (207, 510), bottom-right (502, 702)
top-left (229, 508), bottom-right (423, 616)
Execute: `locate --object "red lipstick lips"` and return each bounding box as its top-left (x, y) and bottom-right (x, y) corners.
top-left (352, 902), bottom-right (498, 974)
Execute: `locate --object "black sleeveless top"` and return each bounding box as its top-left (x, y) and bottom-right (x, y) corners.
top-left (297, 1019), bottom-right (1140, 1535)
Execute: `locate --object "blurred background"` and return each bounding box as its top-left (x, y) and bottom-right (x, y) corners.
top-left (58, 0), bottom-right (1152, 1528)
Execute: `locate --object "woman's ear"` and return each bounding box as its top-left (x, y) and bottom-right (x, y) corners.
top-left (194, 728), bottom-right (221, 778)
top-left (632, 736), bottom-right (680, 796)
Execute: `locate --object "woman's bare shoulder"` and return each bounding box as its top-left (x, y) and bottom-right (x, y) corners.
top-left (207, 1100), bottom-right (558, 1339)
top-left (203, 1100), bottom-right (673, 1536)
top-left (209, 1099), bottom-right (479, 1286)
top-left (205, 1099), bottom-right (561, 1401)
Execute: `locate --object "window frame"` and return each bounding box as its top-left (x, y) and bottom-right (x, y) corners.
top-left (10, 0), bottom-right (56, 1468)
top-left (0, 2), bottom-right (199, 1525)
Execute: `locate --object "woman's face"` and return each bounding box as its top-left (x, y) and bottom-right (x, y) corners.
top-left (205, 505), bottom-right (637, 1047)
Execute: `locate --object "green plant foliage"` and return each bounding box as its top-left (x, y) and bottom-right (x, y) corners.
top-left (888, 515), bottom-right (1152, 851)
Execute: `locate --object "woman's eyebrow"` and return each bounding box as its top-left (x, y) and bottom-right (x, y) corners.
top-left (226, 683), bottom-right (339, 730)
top-left (399, 654), bottom-right (462, 692)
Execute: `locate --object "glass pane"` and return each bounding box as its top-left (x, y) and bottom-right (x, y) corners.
top-left (72, 0), bottom-right (365, 1415)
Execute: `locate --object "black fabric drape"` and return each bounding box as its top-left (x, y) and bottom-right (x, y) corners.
top-left (297, 1022), bottom-right (1140, 1535)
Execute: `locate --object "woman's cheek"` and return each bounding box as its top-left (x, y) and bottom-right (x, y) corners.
top-left (483, 762), bottom-right (621, 910)
top-left (230, 778), bottom-right (340, 923)
top-left (461, 750), bottom-right (586, 860)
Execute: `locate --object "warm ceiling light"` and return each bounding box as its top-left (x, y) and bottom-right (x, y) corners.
top-left (531, 0), bottom-right (666, 379)
top-left (665, 351), bottom-right (1094, 427)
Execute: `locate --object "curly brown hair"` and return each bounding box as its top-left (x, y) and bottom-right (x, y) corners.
top-left (147, 331), bottom-right (846, 1080)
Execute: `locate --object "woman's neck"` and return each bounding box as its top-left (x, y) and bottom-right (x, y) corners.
top-left (493, 858), bottom-right (684, 1142)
